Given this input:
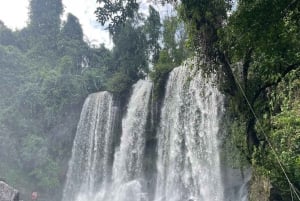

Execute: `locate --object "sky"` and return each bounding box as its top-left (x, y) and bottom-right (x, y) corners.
top-left (0, 0), bottom-right (113, 48)
top-left (0, 0), bottom-right (174, 49)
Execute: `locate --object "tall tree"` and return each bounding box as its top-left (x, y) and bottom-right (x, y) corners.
top-left (28, 0), bottom-right (63, 50)
top-left (106, 19), bottom-right (148, 93)
top-left (95, 0), bottom-right (139, 33)
top-left (0, 21), bottom-right (17, 46)
top-left (150, 15), bottom-right (190, 99)
top-left (58, 14), bottom-right (86, 74)
top-left (60, 14), bottom-right (84, 41)
top-left (161, 16), bottom-right (189, 65)
top-left (144, 6), bottom-right (161, 64)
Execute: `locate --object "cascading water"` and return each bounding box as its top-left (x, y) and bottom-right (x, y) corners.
top-left (155, 63), bottom-right (225, 201)
top-left (63, 60), bottom-right (249, 201)
top-left (62, 91), bottom-right (118, 201)
top-left (106, 79), bottom-right (153, 201)
top-left (62, 80), bottom-right (153, 201)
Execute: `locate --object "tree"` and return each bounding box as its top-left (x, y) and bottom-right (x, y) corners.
top-left (95, 0), bottom-right (139, 33)
top-left (150, 15), bottom-right (191, 99)
top-left (58, 14), bottom-right (86, 75)
top-left (144, 6), bottom-right (161, 64)
top-left (95, 0), bottom-right (236, 92)
top-left (178, 0), bottom-right (232, 54)
top-left (0, 45), bottom-right (29, 102)
top-left (61, 14), bottom-right (84, 41)
top-left (28, 0), bottom-right (63, 50)
top-left (95, 0), bottom-right (181, 32)
top-left (106, 19), bottom-right (148, 93)
top-left (162, 16), bottom-right (189, 65)
top-left (0, 21), bottom-right (17, 46)
top-left (217, 0), bottom-right (300, 149)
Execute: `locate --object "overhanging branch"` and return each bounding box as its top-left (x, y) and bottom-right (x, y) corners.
top-left (251, 63), bottom-right (300, 105)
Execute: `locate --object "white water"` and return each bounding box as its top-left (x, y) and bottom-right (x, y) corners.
top-left (62, 92), bottom-right (118, 201)
top-left (63, 61), bottom-right (249, 201)
top-left (155, 63), bottom-right (225, 201)
top-left (62, 80), bottom-right (153, 201)
top-left (107, 79), bottom-right (153, 201)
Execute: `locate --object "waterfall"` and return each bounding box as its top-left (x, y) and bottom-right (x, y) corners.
top-left (155, 63), bottom-right (225, 201)
top-left (62, 91), bottom-right (118, 201)
top-left (107, 79), bottom-right (153, 201)
top-left (62, 80), bottom-right (153, 201)
top-left (63, 60), bottom-right (249, 201)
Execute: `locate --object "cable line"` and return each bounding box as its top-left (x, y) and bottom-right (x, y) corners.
top-left (230, 67), bottom-right (300, 200)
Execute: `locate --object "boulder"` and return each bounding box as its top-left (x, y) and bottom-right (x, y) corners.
top-left (0, 181), bottom-right (19, 201)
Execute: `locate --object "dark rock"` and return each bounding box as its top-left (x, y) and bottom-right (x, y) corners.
top-left (269, 187), bottom-right (283, 201)
top-left (0, 181), bottom-right (19, 201)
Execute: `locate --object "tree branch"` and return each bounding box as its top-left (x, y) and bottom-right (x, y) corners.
top-left (251, 63), bottom-right (300, 105)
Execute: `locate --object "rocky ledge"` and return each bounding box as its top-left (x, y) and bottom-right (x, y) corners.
top-left (0, 181), bottom-right (19, 201)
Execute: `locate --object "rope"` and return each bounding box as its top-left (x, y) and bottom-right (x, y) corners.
top-left (231, 68), bottom-right (300, 200)
top-left (291, 184), bottom-right (294, 201)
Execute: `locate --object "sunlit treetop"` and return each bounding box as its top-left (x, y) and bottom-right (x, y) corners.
top-left (95, 0), bottom-right (139, 33)
top-left (95, 0), bottom-right (179, 33)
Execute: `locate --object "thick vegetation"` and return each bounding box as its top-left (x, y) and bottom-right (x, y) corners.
top-left (0, 0), bottom-right (103, 199)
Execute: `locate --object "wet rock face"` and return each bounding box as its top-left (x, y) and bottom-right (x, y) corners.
top-left (0, 181), bottom-right (19, 201)
top-left (248, 171), bottom-right (271, 201)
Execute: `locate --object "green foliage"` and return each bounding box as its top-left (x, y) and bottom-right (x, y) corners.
top-left (150, 16), bottom-right (191, 99)
top-left (144, 6), bottom-right (161, 64)
top-left (219, 0), bottom-right (300, 86)
top-left (29, 0), bottom-right (63, 37)
top-left (95, 0), bottom-right (139, 33)
top-left (20, 134), bottom-right (48, 171)
top-left (0, 21), bottom-right (17, 46)
top-left (162, 16), bottom-right (190, 65)
top-left (106, 19), bottom-right (149, 93)
top-left (61, 14), bottom-right (84, 41)
top-left (105, 72), bottom-right (132, 94)
top-left (178, 0), bottom-right (232, 55)
top-left (30, 157), bottom-right (60, 192)
top-left (150, 50), bottom-right (175, 99)
top-left (0, 45), bottom-right (29, 97)
top-left (0, 2), bottom-right (104, 198)
top-left (112, 20), bottom-right (148, 74)
top-left (257, 70), bottom-right (300, 198)
top-left (58, 14), bottom-right (87, 75)
top-left (82, 67), bottom-right (105, 93)
top-left (95, 2), bottom-right (192, 97)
